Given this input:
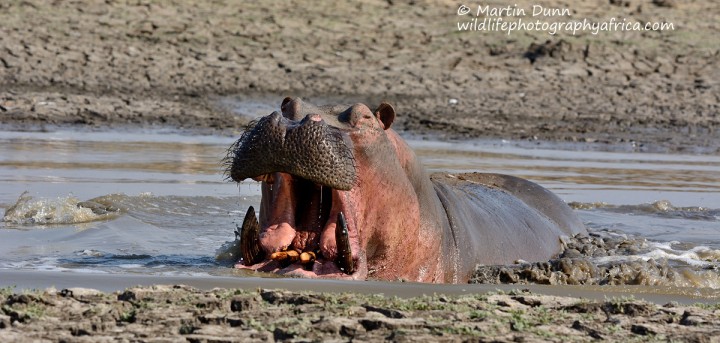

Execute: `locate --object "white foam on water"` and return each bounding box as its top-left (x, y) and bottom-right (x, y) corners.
top-left (2, 192), bottom-right (119, 225)
top-left (0, 256), bottom-right (105, 274)
top-left (117, 264), bottom-right (144, 269)
top-left (582, 237), bottom-right (720, 288)
top-left (591, 239), bottom-right (720, 268)
top-left (75, 249), bottom-right (105, 257)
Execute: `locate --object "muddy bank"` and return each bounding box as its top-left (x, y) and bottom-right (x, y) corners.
top-left (2, 285), bottom-right (719, 342)
top-left (1, 0), bottom-right (718, 152)
top-left (472, 231), bottom-right (720, 288)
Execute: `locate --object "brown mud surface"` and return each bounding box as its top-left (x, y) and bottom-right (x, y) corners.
top-left (472, 231), bottom-right (720, 289)
top-left (1, 0), bottom-right (718, 152)
top-left (2, 285), bottom-right (720, 342)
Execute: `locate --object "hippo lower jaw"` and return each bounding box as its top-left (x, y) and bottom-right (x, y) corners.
top-left (235, 172), bottom-right (367, 280)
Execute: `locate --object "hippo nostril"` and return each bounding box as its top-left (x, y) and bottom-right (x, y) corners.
top-left (300, 113), bottom-right (323, 124)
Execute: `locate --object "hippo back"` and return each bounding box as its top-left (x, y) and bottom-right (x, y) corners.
top-left (431, 172), bottom-right (586, 280)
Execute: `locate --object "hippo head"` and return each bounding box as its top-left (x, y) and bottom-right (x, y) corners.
top-left (226, 97), bottom-right (400, 280)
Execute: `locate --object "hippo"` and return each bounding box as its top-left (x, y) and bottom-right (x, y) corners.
top-left (226, 98), bottom-right (586, 283)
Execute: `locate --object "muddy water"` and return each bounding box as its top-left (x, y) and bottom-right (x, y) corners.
top-left (1, 129), bottom-right (719, 300)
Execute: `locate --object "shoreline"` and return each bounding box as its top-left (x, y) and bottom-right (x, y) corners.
top-left (3, 91), bottom-right (719, 155)
top-left (2, 275), bottom-right (719, 341)
top-left (1, 269), bottom-right (720, 305)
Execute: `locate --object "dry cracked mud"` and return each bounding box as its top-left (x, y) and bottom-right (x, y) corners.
top-left (1, 0), bottom-right (718, 152)
top-left (2, 285), bottom-right (720, 342)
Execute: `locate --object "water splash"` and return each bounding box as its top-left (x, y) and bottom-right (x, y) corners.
top-left (570, 199), bottom-right (719, 221)
top-left (2, 192), bottom-right (120, 225)
top-left (472, 230), bottom-right (720, 288)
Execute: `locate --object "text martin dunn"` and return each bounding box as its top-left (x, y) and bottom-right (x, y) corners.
top-left (475, 4), bottom-right (570, 17)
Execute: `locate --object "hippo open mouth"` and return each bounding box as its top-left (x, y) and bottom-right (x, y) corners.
top-left (225, 107), bottom-right (365, 279)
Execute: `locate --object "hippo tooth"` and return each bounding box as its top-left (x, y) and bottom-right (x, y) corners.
top-left (335, 212), bottom-right (355, 274)
top-left (240, 206), bottom-right (265, 266)
top-left (270, 250), bottom-right (299, 266)
top-left (300, 251), bottom-right (316, 270)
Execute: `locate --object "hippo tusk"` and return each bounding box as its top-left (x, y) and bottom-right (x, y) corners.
top-left (300, 251), bottom-right (316, 269)
top-left (240, 206), bottom-right (265, 266)
top-left (270, 250), bottom-right (300, 265)
top-left (335, 212), bottom-right (355, 274)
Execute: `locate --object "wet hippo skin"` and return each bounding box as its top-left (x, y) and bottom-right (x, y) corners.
top-left (226, 98), bottom-right (587, 283)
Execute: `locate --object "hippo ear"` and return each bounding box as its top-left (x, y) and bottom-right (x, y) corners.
top-left (374, 102), bottom-right (395, 130)
top-left (281, 97), bottom-right (303, 119)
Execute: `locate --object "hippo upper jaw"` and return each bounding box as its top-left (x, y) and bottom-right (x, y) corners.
top-left (226, 111), bottom-right (357, 191)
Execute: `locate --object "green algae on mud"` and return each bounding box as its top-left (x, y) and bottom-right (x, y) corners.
top-left (1, 285), bottom-right (719, 342)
